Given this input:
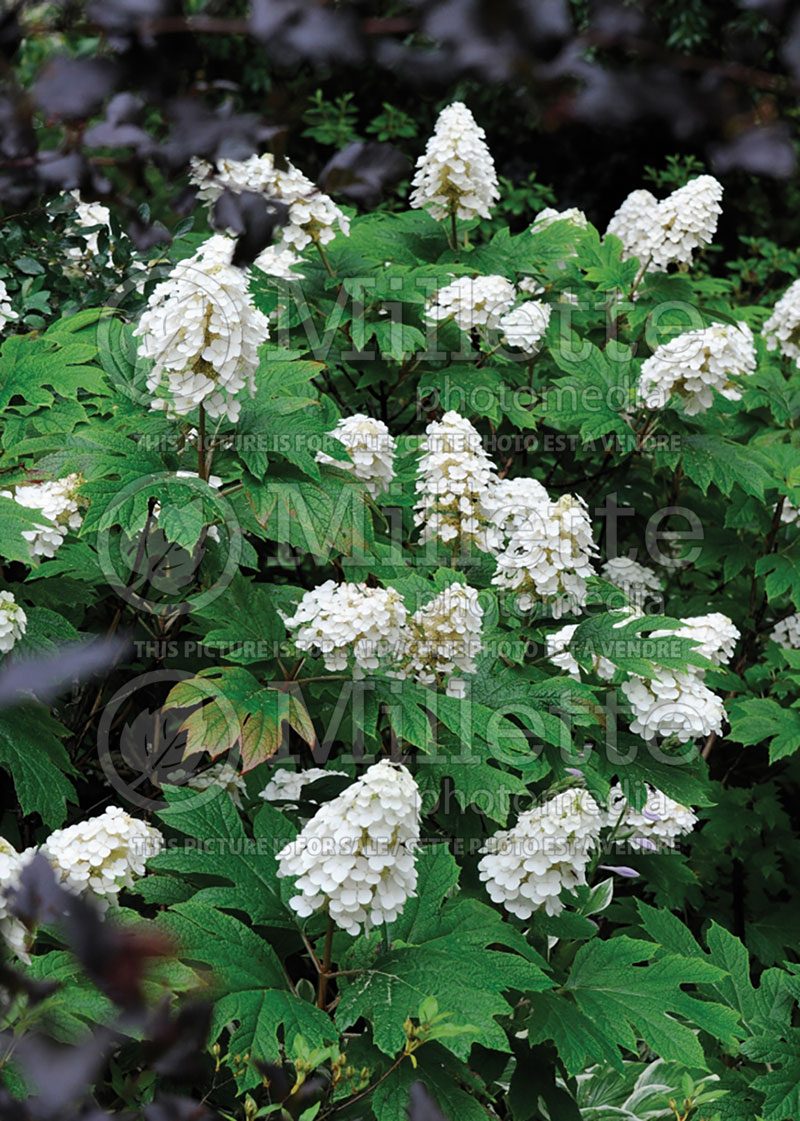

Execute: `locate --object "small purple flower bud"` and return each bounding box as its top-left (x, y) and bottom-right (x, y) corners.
top-left (600, 864), bottom-right (639, 878)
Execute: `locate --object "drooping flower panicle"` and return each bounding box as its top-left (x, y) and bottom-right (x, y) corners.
top-left (639, 322), bottom-right (756, 416)
top-left (316, 414), bottom-right (396, 498)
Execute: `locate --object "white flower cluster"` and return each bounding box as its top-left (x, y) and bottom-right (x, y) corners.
top-left (660, 612), bottom-right (740, 666)
top-left (0, 278), bottom-right (17, 332)
top-left (770, 612), bottom-right (800, 650)
top-left (607, 784), bottom-right (697, 851)
top-left (607, 175), bottom-right (723, 273)
top-left (532, 206), bottom-right (588, 231)
top-left (546, 622), bottom-right (616, 682)
top-left (134, 234), bottom-right (270, 422)
top-left (67, 191), bottom-right (115, 259)
top-left (426, 275), bottom-right (516, 333)
top-left (316, 414), bottom-right (396, 498)
top-left (478, 787), bottom-right (604, 919)
top-left (2, 473), bottom-right (84, 560)
top-left (283, 580), bottom-right (408, 676)
top-left (191, 153), bottom-right (350, 251)
top-left (486, 484), bottom-right (597, 617)
top-left (0, 839), bottom-right (35, 960)
top-left (41, 806), bottom-right (163, 911)
top-left (414, 410), bottom-right (499, 550)
top-left (601, 557), bottom-right (663, 605)
top-left (639, 322), bottom-right (757, 416)
top-left (253, 243), bottom-right (304, 279)
top-left (781, 499), bottom-right (800, 526)
top-left (763, 278), bottom-right (800, 362)
top-left (622, 670), bottom-right (724, 742)
top-left (0, 591), bottom-right (26, 654)
top-left (500, 300), bottom-right (552, 356)
top-left (410, 102), bottom-right (499, 222)
top-left (259, 767), bottom-right (348, 806)
top-left (276, 760), bottom-right (421, 935)
top-left (183, 762), bottom-right (247, 809)
top-left (393, 583), bottom-right (484, 699)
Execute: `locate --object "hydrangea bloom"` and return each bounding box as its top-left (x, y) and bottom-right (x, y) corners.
top-left (546, 622), bottom-right (616, 682)
top-left (316, 414), bottom-right (396, 498)
top-left (478, 787), bottom-right (604, 918)
top-left (770, 612), bottom-right (800, 650)
top-left (409, 102), bottom-right (498, 222)
top-left (532, 206), bottom-right (588, 231)
top-left (134, 234), bottom-right (270, 422)
top-left (426, 275), bottom-right (516, 334)
top-left (40, 807), bottom-right (163, 911)
top-left (393, 582), bottom-right (484, 698)
top-left (67, 191), bottom-right (115, 258)
top-left (639, 322), bottom-right (756, 416)
top-left (621, 670), bottom-right (725, 742)
top-left (284, 580), bottom-right (408, 675)
top-left (276, 760), bottom-right (421, 935)
top-left (191, 153), bottom-right (350, 250)
top-left (606, 784), bottom-right (697, 851)
top-left (500, 301), bottom-right (551, 357)
top-left (0, 591), bottom-right (27, 654)
top-left (1, 473), bottom-right (84, 560)
top-left (487, 487), bottom-right (597, 617)
top-left (253, 243), bottom-right (304, 278)
top-left (259, 767), bottom-right (348, 806)
top-left (0, 278), bottom-right (17, 332)
top-left (0, 839), bottom-right (35, 959)
top-left (762, 278), bottom-right (800, 361)
top-left (607, 176), bottom-right (722, 273)
top-left (182, 762), bottom-right (247, 809)
top-left (656, 612), bottom-right (739, 666)
top-left (601, 557), bottom-right (663, 604)
top-left (414, 411), bottom-right (498, 550)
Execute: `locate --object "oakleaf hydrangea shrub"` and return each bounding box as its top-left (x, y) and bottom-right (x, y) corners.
top-left (2, 100), bottom-right (800, 1121)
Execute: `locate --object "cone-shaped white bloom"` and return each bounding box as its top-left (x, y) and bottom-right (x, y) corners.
top-left (653, 612), bottom-right (739, 667)
top-left (410, 102), bottom-right (498, 221)
top-left (607, 784), bottom-right (697, 851)
top-left (601, 557), bottom-right (663, 605)
top-left (393, 581), bottom-right (484, 698)
top-left (259, 767), bottom-right (348, 806)
top-left (414, 411), bottom-right (499, 550)
top-left (485, 481), bottom-right (597, 617)
top-left (771, 612), bottom-right (800, 650)
top-left (0, 591), bottom-right (26, 654)
top-left (607, 175), bottom-right (722, 273)
top-left (621, 671), bottom-right (725, 742)
top-left (0, 278), bottom-right (17, 332)
top-left (500, 300), bottom-right (551, 357)
top-left (1, 474), bottom-right (84, 560)
top-left (316, 414), bottom-right (396, 498)
top-left (639, 322), bottom-right (756, 416)
top-left (276, 760), bottom-right (421, 935)
top-left (134, 234), bottom-right (270, 423)
top-left (284, 580), bottom-right (408, 675)
top-left (40, 807), bottom-right (163, 911)
top-left (478, 787), bottom-right (604, 918)
top-left (426, 275), bottom-right (516, 334)
top-left (763, 278), bottom-right (800, 362)
top-left (191, 154), bottom-right (350, 250)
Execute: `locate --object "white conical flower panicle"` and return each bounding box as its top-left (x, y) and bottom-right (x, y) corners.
top-left (770, 612), bottom-right (800, 650)
top-left (414, 411), bottom-right (498, 550)
top-left (500, 300), bottom-right (551, 357)
top-left (485, 482), bottom-right (597, 617)
top-left (546, 622), bottom-right (616, 682)
top-left (40, 807), bottom-right (163, 911)
top-left (133, 234), bottom-right (270, 423)
top-left (478, 787), bottom-right (604, 919)
top-left (393, 582), bottom-right (484, 698)
top-left (276, 760), bottom-right (421, 935)
top-left (253, 243), bottom-right (304, 278)
top-left (284, 580), bottom-right (408, 675)
top-left (0, 279), bottom-right (17, 332)
top-left (602, 557), bottom-right (663, 605)
top-left (0, 591), bottom-right (26, 654)
top-left (410, 102), bottom-right (498, 222)
top-left (1, 473), bottom-right (84, 560)
top-left (607, 784), bottom-right (697, 851)
top-left (316, 414), bottom-right (396, 498)
top-left (639, 322), bottom-right (756, 416)
top-left (0, 839), bottom-right (35, 959)
top-left (762, 279), bottom-right (800, 362)
top-left (190, 154), bottom-right (350, 250)
top-left (259, 767), bottom-right (348, 807)
top-left (621, 670), bottom-right (725, 742)
top-left (607, 175), bottom-right (722, 273)
top-left (655, 612), bottom-right (739, 667)
top-left (426, 275), bottom-right (516, 334)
